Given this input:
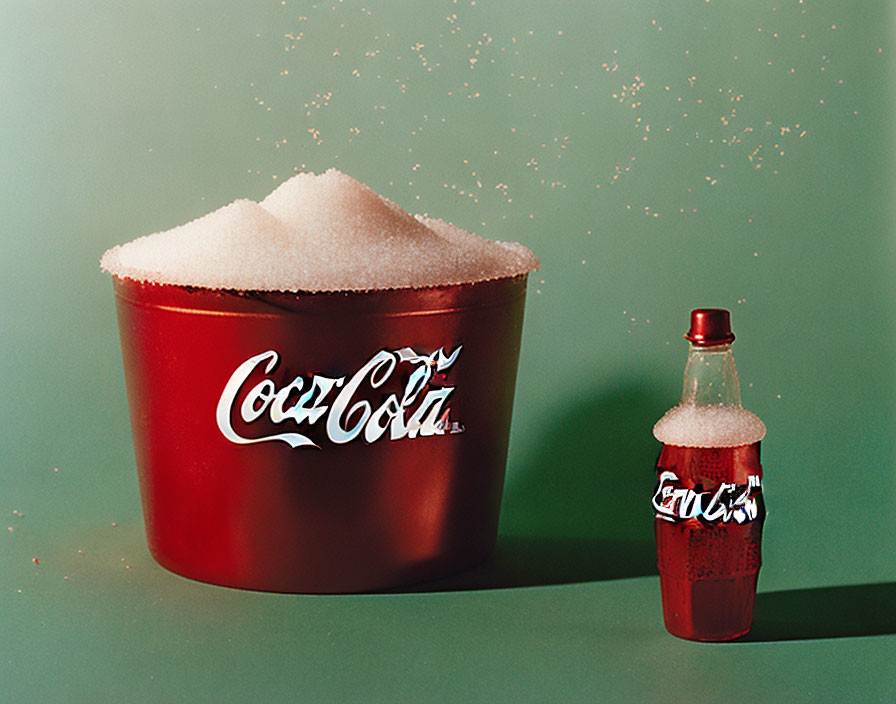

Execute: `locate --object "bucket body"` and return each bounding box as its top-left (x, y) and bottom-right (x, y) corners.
top-left (113, 275), bottom-right (529, 593)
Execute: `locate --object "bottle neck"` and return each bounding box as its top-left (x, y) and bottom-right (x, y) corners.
top-left (680, 343), bottom-right (743, 406)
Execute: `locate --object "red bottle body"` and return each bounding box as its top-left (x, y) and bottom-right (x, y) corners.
top-left (654, 442), bottom-right (764, 641)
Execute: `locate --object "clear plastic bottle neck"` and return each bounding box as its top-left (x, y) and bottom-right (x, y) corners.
top-left (680, 343), bottom-right (742, 407)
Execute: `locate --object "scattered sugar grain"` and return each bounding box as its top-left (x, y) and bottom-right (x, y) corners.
top-left (653, 404), bottom-right (766, 448)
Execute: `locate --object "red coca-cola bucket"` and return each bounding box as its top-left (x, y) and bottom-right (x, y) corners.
top-left (112, 274), bottom-right (529, 593)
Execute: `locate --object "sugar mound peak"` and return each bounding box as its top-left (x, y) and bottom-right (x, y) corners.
top-left (653, 404), bottom-right (766, 448)
top-left (101, 169), bottom-right (539, 292)
top-left (101, 200), bottom-right (304, 291)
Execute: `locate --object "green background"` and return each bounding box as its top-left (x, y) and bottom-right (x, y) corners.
top-left (2, 0), bottom-right (894, 701)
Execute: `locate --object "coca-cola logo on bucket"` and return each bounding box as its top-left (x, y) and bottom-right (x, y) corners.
top-left (215, 346), bottom-right (464, 449)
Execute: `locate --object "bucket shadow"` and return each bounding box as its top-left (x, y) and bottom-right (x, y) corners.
top-left (741, 582), bottom-right (896, 642)
top-left (397, 382), bottom-right (666, 592)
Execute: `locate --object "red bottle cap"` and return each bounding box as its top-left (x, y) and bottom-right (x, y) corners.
top-left (684, 308), bottom-right (735, 346)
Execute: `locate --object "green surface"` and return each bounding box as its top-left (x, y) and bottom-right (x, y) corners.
top-left (2, 0), bottom-right (894, 701)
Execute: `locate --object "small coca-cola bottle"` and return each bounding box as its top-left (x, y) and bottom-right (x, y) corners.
top-left (652, 309), bottom-right (767, 641)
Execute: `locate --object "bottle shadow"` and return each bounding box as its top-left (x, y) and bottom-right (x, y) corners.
top-left (740, 582), bottom-right (896, 642)
top-left (395, 382), bottom-right (667, 593)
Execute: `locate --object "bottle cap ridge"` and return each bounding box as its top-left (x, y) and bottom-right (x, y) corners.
top-left (685, 308), bottom-right (735, 346)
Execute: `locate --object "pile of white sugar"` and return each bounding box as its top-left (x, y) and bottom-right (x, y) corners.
top-left (100, 169), bottom-right (539, 292)
top-left (653, 405), bottom-right (767, 448)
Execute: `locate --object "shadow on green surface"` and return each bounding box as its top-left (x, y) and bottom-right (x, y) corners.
top-left (743, 582), bottom-right (896, 641)
top-left (399, 382), bottom-right (666, 591)
top-left (394, 535), bottom-right (657, 592)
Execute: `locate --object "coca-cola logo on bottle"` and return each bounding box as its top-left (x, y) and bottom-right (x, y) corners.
top-left (652, 472), bottom-right (763, 525)
top-left (215, 346), bottom-right (464, 449)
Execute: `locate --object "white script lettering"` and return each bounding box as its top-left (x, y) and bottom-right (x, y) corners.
top-left (216, 346), bottom-right (463, 449)
top-left (652, 471), bottom-right (762, 524)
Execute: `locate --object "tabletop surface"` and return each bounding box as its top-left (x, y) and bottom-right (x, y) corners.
top-left (4, 509), bottom-right (894, 702)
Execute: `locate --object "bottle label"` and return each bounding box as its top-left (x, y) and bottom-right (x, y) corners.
top-left (652, 472), bottom-right (763, 524)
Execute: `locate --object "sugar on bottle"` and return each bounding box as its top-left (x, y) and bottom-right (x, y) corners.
top-left (652, 308), bottom-right (767, 641)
